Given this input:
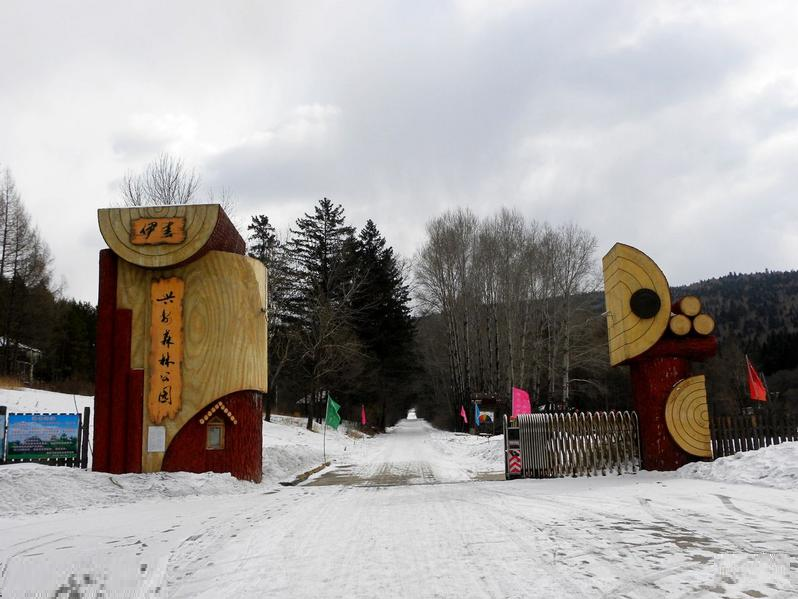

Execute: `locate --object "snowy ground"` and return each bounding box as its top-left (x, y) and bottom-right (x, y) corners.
top-left (0, 390), bottom-right (366, 515)
top-left (679, 441), bottom-right (798, 490)
top-left (1, 389), bottom-right (797, 598)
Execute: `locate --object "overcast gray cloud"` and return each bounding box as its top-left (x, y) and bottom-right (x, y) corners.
top-left (1, 0), bottom-right (797, 302)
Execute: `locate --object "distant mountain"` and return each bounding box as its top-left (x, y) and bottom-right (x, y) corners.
top-left (675, 270), bottom-right (798, 344)
top-left (581, 269), bottom-right (798, 412)
top-left (674, 270), bottom-right (798, 374)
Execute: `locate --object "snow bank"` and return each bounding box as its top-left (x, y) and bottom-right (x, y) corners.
top-left (678, 441), bottom-right (798, 490)
top-left (0, 386), bottom-right (93, 415)
top-left (432, 429), bottom-right (503, 474)
top-left (262, 414), bottom-right (365, 483)
top-left (0, 388), bottom-right (369, 516)
top-left (0, 463), bottom-right (257, 517)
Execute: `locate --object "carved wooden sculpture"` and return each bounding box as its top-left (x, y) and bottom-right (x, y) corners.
top-left (603, 243), bottom-right (715, 470)
top-left (94, 205), bottom-right (267, 481)
top-left (665, 375), bottom-right (712, 458)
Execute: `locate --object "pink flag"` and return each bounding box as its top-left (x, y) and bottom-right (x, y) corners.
top-left (361, 404), bottom-right (367, 425)
top-left (460, 405), bottom-right (468, 423)
top-left (512, 387), bottom-right (532, 417)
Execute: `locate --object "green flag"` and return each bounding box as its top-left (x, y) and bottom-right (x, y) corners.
top-left (326, 393), bottom-right (342, 430)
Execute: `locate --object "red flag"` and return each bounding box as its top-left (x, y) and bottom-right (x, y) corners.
top-left (746, 356), bottom-right (767, 401)
top-left (460, 405), bottom-right (468, 423)
top-left (361, 404), bottom-right (367, 426)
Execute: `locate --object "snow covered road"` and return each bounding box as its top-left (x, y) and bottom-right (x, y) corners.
top-left (307, 419), bottom-right (502, 486)
top-left (2, 419), bottom-right (797, 598)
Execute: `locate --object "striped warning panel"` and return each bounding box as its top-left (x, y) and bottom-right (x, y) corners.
top-left (507, 450), bottom-right (522, 475)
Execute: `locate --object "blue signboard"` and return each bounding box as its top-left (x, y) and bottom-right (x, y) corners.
top-left (6, 413), bottom-right (80, 461)
top-left (0, 406), bottom-right (6, 461)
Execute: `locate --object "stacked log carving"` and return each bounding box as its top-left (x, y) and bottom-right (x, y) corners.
top-left (94, 204), bottom-right (267, 482)
top-left (603, 243), bottom-right (716, 470)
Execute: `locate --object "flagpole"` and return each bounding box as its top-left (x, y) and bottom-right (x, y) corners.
top-left (323, 392), bottom-right (328, 463)
top-left (760, 370), bottom-right (771, 409)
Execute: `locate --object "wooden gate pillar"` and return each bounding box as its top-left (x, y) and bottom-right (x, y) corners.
top-left (94, 205), bottom-right (267, 482)
top-left (603, 243), bottom-right (717, 470)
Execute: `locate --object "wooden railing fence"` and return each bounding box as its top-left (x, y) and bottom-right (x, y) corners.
top-left (710, 413), bottom-right (798, 459)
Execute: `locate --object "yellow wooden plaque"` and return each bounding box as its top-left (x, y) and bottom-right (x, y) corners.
top-left (131, 217), bottom-right (186, 245)
top-left (665, 375), bottom-right (712, 458)
top-left (603, 243), bottom-right (671, 366)
top-left (148, 277), bottom-right (184, 423)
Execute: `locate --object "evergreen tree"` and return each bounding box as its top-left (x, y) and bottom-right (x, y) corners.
top-left (0, 167), bottom-right (55, 377)
top-left (247, 215), bottom-right (280, 268)
top-left (351, 220), bottom-right (416, 429)
top-left (284, 198), bottom-right (361, 429)
top-left (287, 197), bottom-right (356, 312)
top-left (248, 214), bottom-right (291, 421)
top-left (37, 299), bottom-right (97, 391)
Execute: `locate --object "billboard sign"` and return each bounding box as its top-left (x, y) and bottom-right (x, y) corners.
top-left (0, 406), bottom-right (6, 461)
top-left (6, 413), bottom-right (80, 461)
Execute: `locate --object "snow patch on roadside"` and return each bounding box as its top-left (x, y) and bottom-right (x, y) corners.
top-left (678, 441), bottom-right (798, 490)
top-left (0, 387), bottom-right (369, 516)
top-left (432, 430), bottom-right (503, 475)
top-left (0, 463), bottom-right (257, 517)
top-left (262, 415), bottom-right (362, 483)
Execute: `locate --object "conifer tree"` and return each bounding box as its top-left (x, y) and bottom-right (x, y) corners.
top-left (351, 220), bottom-right (416, 428)
top-left (284, 198), bottom-right (361, 429)
top-left (0, 167), bottom-right (54, 376)
top-left (248, 214), bottom-right (292, 421)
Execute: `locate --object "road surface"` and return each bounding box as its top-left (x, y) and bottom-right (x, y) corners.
top-left (2, 419), bottom-right (796, 598)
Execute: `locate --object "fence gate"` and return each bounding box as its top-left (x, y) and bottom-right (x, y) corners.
top-left (504, 411), bottom-right (641, 479)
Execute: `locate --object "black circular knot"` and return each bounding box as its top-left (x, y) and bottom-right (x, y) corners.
top-left (630, 288), bottom-right (661, 319)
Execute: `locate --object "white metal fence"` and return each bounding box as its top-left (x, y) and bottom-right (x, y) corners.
top-left (505, 411), bottom-right (641, 478)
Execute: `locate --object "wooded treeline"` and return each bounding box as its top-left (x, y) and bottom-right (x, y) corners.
top-left (5, 150), bottom-right (798, 424)
top-left (412, 208), bottom-right (616, 427)
top-left (677, 271), bottom-right (798, 417)
top-left (0, 167), bottom-right (96, 391)
top-left (248, 198), bottom-right (417, 430)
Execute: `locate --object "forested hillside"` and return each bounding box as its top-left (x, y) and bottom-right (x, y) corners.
top-left (0, 167), bottom-right (96, 392)
top-left (676, 270), bottom-right (798, 356)
top-left (672, 270), bottom-right (798, 416)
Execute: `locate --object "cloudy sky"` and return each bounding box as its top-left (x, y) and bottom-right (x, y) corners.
top-left (2, 0), bottom-right (798, 302)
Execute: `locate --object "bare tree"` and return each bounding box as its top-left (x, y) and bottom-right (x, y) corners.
top-left (207, 185), bottom-right (239, 225)
top-left (415, 208), bottom-right (602, 424)
top-left (120, 153), bottom-right (200, 206)
top-left (551, 223), bottom-right (599, 406)
top-left (415, 208), bottom-right (479, 425)
top-left (0, 168), bottom-right (53, 375)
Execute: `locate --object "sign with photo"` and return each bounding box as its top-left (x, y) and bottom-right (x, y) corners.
top-left (0, 406), bottom-right (6, 461)
top-left (6, 413), bottom-right (80, 461)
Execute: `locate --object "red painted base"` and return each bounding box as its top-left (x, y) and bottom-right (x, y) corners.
top-left (627, 336), bottom-right (718, 471)
top-left (161, 391), bottom-right (263, 482)
top-left (93, 250), bottom-right (117, 472)
top-left (630, 357), bottom-right (692, 470)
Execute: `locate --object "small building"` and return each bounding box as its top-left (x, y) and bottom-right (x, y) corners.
top-left (0, 337), bottom-right (42, 384)
top-left (471, 391), bottom-right (507, 435)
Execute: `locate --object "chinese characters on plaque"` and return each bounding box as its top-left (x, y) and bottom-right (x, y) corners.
top-left (130, 217), bottom-right (186, 245)
top-left (148, 277), bottom-right (184, 423)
